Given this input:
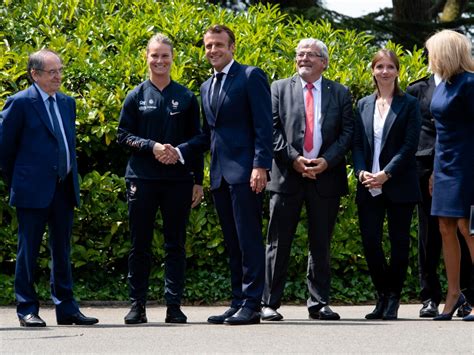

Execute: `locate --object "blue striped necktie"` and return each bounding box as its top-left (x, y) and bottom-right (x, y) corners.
top-left (48, 96), bottom-right (67, 180)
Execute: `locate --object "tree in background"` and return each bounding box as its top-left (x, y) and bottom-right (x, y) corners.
top-left (392, 0), bottom-right (471, 48)
top-left (213, 0), bottom-right (473, 50)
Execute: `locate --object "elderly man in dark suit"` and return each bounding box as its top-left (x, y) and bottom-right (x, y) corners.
top-left (0, 49), bottom-right (98, 327)
top-left (179, 24), bottom-right (273, 325)
top-left (261, 38), bottom-right (353, 321)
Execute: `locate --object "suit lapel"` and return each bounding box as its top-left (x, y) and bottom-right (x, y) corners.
top-left (426, 75), bottom-right (436, 101)
top-left (215, 61), bottom-right (239, 117)
top-left (362, 94), bottom-right (376, 153)
top-left (291, 74), bottom-right (305, 126)
top-left (381, 94), bottom-right (403, 152)
top-left (320, 78), bottom-right (331, 124)
top-left (29, 85), bottom-right (55, 137)
top-left (201, 77), bottom-right (214, 124)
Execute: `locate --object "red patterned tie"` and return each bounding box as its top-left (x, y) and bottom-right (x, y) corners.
top-left (304, 83), bottom-right (314, 152)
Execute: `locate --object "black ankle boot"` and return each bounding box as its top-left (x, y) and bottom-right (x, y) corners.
top-left (383, 294), bottom-right (400, 320)
top-left (365, 294), bottom-right (386, 319)
top-left (165, 305), bottom-right (187, 323)
top-left (124, 301), bottom-right (147, 324)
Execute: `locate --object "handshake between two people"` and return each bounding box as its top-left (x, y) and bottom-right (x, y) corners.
top-left (153, 142), bottom-right (180, 165)
top-left (292, 156), bottom-right (328, 180)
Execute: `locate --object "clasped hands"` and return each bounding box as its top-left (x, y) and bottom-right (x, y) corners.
top-left (293, 156), bottom-right (328, 179)
top-left (360, 170), bottom-right (389, 189)
top-left (153, 142), bottom-right (180, 165)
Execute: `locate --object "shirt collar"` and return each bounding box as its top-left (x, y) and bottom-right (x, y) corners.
top-left (34, 83), bottom-right (56, 102)
top-left (213, 59), bottom-right (234, 76)
top-left (433, 74), bottom-right (442, 86)
top-left (299, 76), bottom-right (322, 91)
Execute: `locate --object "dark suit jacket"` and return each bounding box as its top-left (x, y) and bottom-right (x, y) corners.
top-left (179, 61), bottom-right (273, 190)
top-left (353, 93), bottom-right (422, 204)
top-left (266, 75), bottom-right (354, 197)
top-left (0, 85), bottom-right (80, 208)
top-left (406, 75), bottom-right (436, 176)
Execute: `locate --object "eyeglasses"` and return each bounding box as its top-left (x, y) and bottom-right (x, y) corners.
top-left (296, 51), bottom-right (324, 59)
top-left (36, 68), bottom-right (64, 76)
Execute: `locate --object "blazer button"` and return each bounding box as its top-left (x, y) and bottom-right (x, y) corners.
top-left (53, 166), bottom-right (58, 171)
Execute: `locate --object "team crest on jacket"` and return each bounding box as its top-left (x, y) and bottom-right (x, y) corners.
top-left (138, 99), bottom-right (157, 111)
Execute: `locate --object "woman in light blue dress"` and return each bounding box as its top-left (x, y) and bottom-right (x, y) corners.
top-left (426, 30), bottom-right (474, 321)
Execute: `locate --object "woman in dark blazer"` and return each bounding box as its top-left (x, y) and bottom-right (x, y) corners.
top-left (353, 49), bottom-right (421, 320)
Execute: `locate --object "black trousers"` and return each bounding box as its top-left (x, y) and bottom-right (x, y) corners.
top-left (418, 172), bottom-right (473, 304)
top-left (263, 180), bottom-right (340, 311)
top-left (358, 194), bottom-right (415, 298)
top-left (126, 179), bottom-right (193, 305)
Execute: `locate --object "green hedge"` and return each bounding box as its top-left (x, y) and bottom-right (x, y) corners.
top-left (0, 0), bottom-right (433, 305)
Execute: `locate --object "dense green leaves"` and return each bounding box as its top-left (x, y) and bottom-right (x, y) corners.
top-left (0, 0), bottom-right (430, 305)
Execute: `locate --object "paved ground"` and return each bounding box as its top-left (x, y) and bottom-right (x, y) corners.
top-left (1, 304), bottom-right (473, 354)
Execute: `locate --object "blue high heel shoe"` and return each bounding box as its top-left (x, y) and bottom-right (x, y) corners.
top-left (433, 293), bottom-right (466, 321)
top-left (462, 314), bottom-right (474, 321)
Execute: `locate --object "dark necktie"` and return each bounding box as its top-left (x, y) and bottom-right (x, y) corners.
top-left (211, 72), bottom-right (224, 114)
top-left (48, 96), bottom-right (68, 180)
top-left (304, 83), bottom-right (315, 152)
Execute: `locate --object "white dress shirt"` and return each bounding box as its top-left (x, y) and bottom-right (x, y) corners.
top-left (300, 76), bottom-right (323, 159)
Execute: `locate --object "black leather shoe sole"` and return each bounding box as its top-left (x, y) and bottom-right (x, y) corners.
top-left (365, 312), bottom-right (383, 320)
top-left (224, 316), bottom-right (260, 325)
top-left (19, 316), bottom-right (46, 327)
top-left (261, 313), bottom-right (283, 321)
top-left (57, 318), bottom-right (98, 325)
top-left (319, 312), bottom-right (341, 320)
top-left (207, 308), bottom-right (239, 324)
top-left (165, 316), bottom-right (187, 324)
top-left (57, 313), bottom-right (99, 325)
top-left (261, 308), bottom-right (283, 321)
top-left (124, 316), bottom-right (148, 324)
top-left (419, 310), bottom-right (438, 318)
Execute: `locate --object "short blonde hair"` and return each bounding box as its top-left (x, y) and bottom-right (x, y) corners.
top-left (425, 30), bottom-right (474, 81)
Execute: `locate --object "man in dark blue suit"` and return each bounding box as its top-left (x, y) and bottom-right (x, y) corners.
top-left (179, 24), bottom-right (273, 325)
top-left (0, 49), bottom-right (98, 327)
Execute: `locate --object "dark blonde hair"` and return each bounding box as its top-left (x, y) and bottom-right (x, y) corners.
top-left (146, 33), bottom-right (173, 54)
top-left (426, 29), bottom-right (474, 81)
top-left (371, 49), bottom-right (402, 96)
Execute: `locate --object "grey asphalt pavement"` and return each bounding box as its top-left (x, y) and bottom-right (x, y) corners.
top-left (1, 304), bottom-right (473, 354)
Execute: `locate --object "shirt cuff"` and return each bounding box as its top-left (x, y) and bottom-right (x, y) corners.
top-left (175, 147), bottom-right (185, 164)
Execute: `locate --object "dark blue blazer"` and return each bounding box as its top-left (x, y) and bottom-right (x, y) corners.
top-left (0, 85), bottom-right (80, 208)
top-left (179, 61), bottom-right (273, 190)
top-left (353, 92), bottom-right (422, 204)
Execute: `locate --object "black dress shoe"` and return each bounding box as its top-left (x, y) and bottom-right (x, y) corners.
top-left (57, 311), bottom-right (99, 325)
top-left (309, 306), bottom-right (340, 320)
top-left (20, 313), bottom-right (46, 327)
top-left (261, 306), bottom-right (283, 321)
top-left (382, 295), bottom-right (400, 320)
top-left (165, 305), bottom-right (187, 323)
top-left (224, 307), bottom-right (260, 325)
top-left (419, 299), bottom-right (439, 318)
top-left (456, 302), bottom-right (472, 317)
top-left (207, 307), bottom-right (239, 324)
top-left (124, 301), bottom-right (147, 324)
top-left (365, 295), bottom-right (386, 320)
